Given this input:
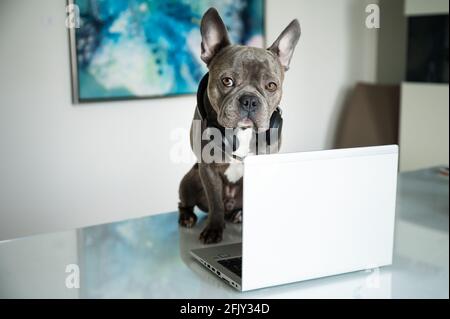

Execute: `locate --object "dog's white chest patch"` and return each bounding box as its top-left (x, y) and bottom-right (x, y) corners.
top-left (232, 128), bottom-right (254, 158)
top-left (224, 161), bottom-right (244, 183)
top-left (225, 128), bottom-right (253, 183)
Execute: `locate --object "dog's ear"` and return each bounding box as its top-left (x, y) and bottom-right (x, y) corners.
top-left (268, 19), bottom-right (301, 71)
top-left (200, 8), bottom-right (231, 65)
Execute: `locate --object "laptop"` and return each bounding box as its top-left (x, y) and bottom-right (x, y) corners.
top-left (190, 145), bottom-right (399, 291)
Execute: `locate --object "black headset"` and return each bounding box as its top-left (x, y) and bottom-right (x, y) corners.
top-left (196, 73), bottom-right (283, 154)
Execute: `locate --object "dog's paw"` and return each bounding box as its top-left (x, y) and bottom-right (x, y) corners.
top-left (199, 225), bottom-right (224, 244)
top-left (230, 210), bottom-right (242, 224)
top-left (225, 210), bottom-right (242, 224)
top-left (179, 213), bottom-right (198, 228)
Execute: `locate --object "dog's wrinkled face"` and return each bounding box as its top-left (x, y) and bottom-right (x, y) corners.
top-left (207, 46), bottom-right (283, 130)
top-left (200, 8), bottom-right (301, 130)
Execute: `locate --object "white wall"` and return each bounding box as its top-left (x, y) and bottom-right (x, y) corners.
top-left (399, 83), bottom-right (449, 171)
top-left (400, 1), bottom-right (449, 172)
top-left (267, 0), bottom-right (378, 151)
top-left (0, 0), bottom-right (377, 240)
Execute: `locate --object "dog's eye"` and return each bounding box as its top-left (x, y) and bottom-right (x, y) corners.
top-left (266, 82), bottom-right (278, 92)
top-left (221, 77), bottom-right (234, 87)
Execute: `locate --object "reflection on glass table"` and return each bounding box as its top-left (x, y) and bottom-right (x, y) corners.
top-left (0, 168), bottom-right (448, 298)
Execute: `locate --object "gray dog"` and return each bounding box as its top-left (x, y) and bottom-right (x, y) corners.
top-left (178, 8), bottom-right (301, 244)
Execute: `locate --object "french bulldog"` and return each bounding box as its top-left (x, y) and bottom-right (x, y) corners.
top-left (178, 8), bottom-right (300, 244)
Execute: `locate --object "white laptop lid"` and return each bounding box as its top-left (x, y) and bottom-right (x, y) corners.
top-left (242, 145), bottom-right (398, 291)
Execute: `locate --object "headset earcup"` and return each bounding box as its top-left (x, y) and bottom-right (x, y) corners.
top-left (266, 108), bottom-right (283, 145)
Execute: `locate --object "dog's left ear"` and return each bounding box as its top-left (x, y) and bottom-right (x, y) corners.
top-left (200, 8), bottom-right (231, 65)
top-left (268, 19), bottom-right (301, 71)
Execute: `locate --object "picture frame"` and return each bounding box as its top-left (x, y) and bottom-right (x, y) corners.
top-left (67, 0), bottom-right (266, 103)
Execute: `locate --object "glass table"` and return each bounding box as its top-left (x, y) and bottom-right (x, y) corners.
top-left (0, 168), bottom-right (448, 298)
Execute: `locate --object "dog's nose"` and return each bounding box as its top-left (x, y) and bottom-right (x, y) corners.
top-left (239, 94), bottom-right (260, 113)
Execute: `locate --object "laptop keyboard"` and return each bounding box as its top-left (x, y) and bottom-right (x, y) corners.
top-left (217, 257), bottom-right (242, 277)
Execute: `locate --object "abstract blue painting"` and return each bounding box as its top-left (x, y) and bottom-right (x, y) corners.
top-left (70, 0), bottom-right (265, 102)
